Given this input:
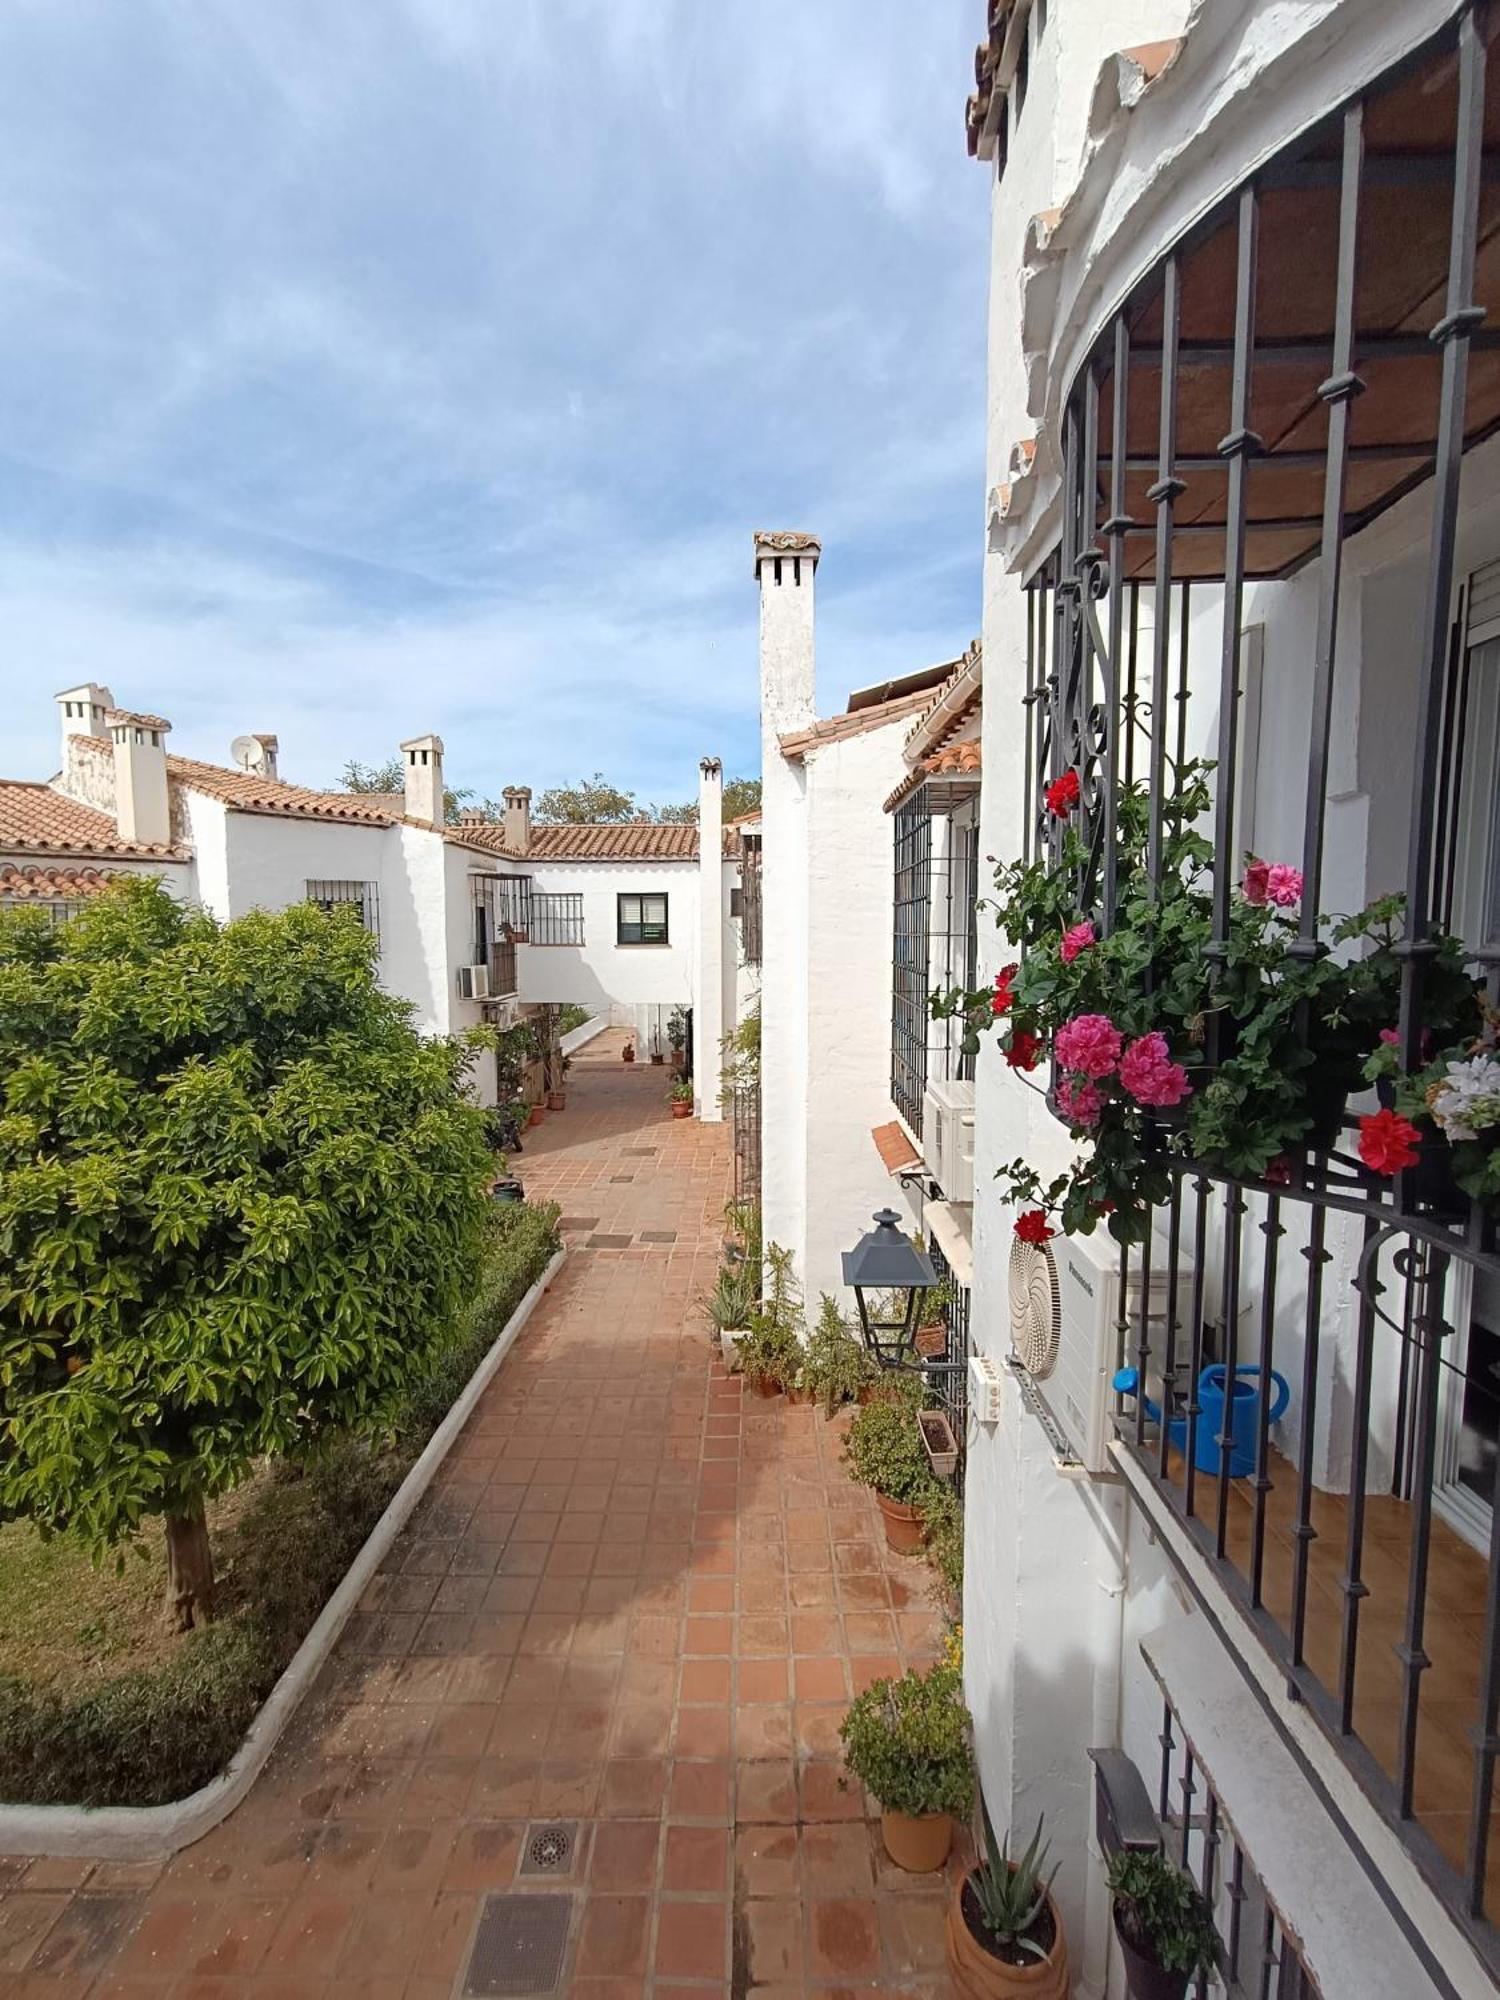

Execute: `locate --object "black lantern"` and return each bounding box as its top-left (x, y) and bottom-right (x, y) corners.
top-left (841, 1209), bottom-right (937, 1369)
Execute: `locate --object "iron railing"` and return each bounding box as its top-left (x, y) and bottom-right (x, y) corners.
top-left (530, 892), bottom-right (584, 946)
top-left (926, 1233), bottom-right (972, 1498)
top-left (1020, 5), bottom-right (1500, 1959)
top-left (488, 938), bottom-right (518, 998)
top-left (740, 834), bottom-right (763, 968)
top-left (731, 1081), bottom-right (761, 1208)
top-left (892, 799), bottom-right (932, 1133)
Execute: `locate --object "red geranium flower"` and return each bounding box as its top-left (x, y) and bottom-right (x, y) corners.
top-left (1263, 1157), bottom-right (1291, 1186)
top-left (1006, 1029), bottom-right (1044, 1071)
top-left (1044, 769), bottom-right (1080, 818)
top-left (991, 962), bottom-right (1020, 1015)
top-left (1358, 1108), bottom-right (1422, 1176)
top-left (1014, 1209), bottom-right (1055, 1245)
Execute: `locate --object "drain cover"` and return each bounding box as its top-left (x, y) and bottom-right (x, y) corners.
top-left (586, 1234), bottom-right (632, 1248)
top-left (462, 1893), bottom-right (572, 1996)
top-left (519, 1822), bottom-right (577, 1877)
top-left (557, 1216), bottom-right (600, 1232)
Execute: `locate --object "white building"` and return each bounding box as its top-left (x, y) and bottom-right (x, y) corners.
top-left (1, 688), bottom-right (753, 1119)
top-left (959, 1), bottom-right (1500, 1996)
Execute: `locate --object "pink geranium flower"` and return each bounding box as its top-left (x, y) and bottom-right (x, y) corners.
top-left (1056, 1076), bottom-right (1104, 1128)
top-left (1242, 858), bottom-right (1270, 905)
top-left (1266, 864), bottom-right (1303, 908)
top-left (1054, 1013), bottom-right (1122, 1079)
top-left (1119, 1032), bottom-right (1193, 1108)
top-left (1060, 921), bottom-right (1095, 965)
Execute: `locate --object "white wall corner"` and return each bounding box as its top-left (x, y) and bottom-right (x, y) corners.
top-left (694, 757), bottom-right (726, 1121)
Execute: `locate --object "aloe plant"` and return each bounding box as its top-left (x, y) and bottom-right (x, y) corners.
top-left (971, 1806), bottom-right (1058, 1959)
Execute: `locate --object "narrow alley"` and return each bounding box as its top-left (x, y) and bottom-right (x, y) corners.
top-left (0, 1030), bottom-right (960, 1999)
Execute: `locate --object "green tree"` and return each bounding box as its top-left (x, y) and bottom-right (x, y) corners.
top-left (0, 881), bottom-right (494, 1629)
top-left (340, 757), bottom-right (484, 826)
top-left (535, 773), bottom-right (647, 823)
top-left (654, 776), bottom-right (762, 825)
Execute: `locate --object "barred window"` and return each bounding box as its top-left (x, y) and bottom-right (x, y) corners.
top-left (306, 880), bottom-right (379, 938)
top-left (531, 892), bottom-right (585, 945)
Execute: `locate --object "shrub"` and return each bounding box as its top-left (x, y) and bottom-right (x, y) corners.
top-left (703, 1263), bottom-right (757, 1335)
top-left (839, 1661), bottom-right (974, 1819)
top-left (921, 1483), bottom-right (964, 1597)
top-left (1108, 1848), bottom-right (1219, 1978)
top-left (738, 1241), bottom-right (804, 1388)
top-left (0, 1200), bottom-right (559, 1809)
top-left (844, 1397), bottom-right (936, 1506)
top-left (803, 1295), bottom-right (878, 1415)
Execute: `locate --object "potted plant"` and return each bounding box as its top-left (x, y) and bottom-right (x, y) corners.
top-left (917, 1277), bottom-right (954, 1357)
top-left (668, 1006), bottom-right (689, 1072)
top-left (803, 1294), bottom-right (879, 1415)
top-left (622, 1041), bottom-right (636, 1064)
top-left (737, 1311), bottom-right (801, 1397)
top-left (947, 1808), bottom-right (1067, 1999)
top-left (704, 1263), bottom-right (758, 1367)
top-left (669, 1079), bottom-right (694, 1120)
top-left (840, 1659), bottom-right (974, 1872)
top-left (921, 1483), bottom-right (964, 1608)
top-left (1106, 1849), bottom-right (1218, 2000)
top-left (844, 1394), bottom-right (937, 1551)
top-left (919, 1408), bottom-right (960, 1480)
top-left (526, 1100), bottom-right (544, 1128)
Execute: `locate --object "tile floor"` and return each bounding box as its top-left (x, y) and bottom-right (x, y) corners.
top-left (0, 1031), bottom-right (963, 1997)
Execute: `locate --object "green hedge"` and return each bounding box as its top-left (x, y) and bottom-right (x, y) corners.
top-left (0, 1200), bottom-right (560, 1809)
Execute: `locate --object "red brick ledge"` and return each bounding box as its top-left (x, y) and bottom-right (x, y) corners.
top-left (0, 1244), bottom-right (568, 1863)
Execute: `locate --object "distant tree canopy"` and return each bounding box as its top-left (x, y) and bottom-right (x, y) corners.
top-left (340, 758), bottom-right (491, 827)
top-left (0, 880), bottom-right (494, 1629)
top-left (536, 773), bottom-right (760, 825)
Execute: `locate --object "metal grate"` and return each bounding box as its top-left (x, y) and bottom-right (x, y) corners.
top-left (891, 799), bottom-right (931, 1133)
top-left (530, 893), bottom-right (584, 946)
top-left (730, 1081), bottom-right (761, 1208)
top-left (926, 1234), bottom-right (973, 1497)
top-left (518, 1823), bottom-right (577, 1878)
top-left (306, 878), bottom-right (379, 939)
top-left (740, 832), bottom-right (763, 967)
top-left (462, 1893), bottom-right (572, 1997)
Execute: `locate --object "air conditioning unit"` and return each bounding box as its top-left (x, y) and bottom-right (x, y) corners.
top-left (922, 1077), bottom-right (975, 1204)
top-left (457, 963), bottom-right (491, 1001)
top-left (1008, 1232), bottom-right (1182, 1475)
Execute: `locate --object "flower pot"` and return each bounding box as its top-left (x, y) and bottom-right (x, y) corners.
top-left (947, 1873), bottom-right (1069, 1999)
top-left (650, 1051), bottom-right (665, 1065)
top-left (919, 1409), bottom-right (960, 1481)
top-left (527, 1104), bottom-right (544, 1128)
top-left (1113, 1907), bottom-right (1189, 2000)
top-left (671, 1100), bottom-right (692, 1119)
top-left (622, 1047), bottom-right (635, 1063)
top-left (877, 1490), bottom-right (926, 1554)
top-left (747, 1370), bottom-right (780, 1399)
top-left (881, 1807), bottom-right (953, 1873)
top-left (546, 1091), bottom-right (565, 1111)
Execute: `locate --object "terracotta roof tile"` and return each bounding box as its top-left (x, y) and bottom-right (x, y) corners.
top-left (778, 685), bottom-right (939, 760)
top-left (0, 863), bottom-right (124, 901)
top-left (530, 822), bottom-right (701, 861)
top-left (166, 757), bottom-right (397, 824)
top-left (0, 783), bottom-right (182, 859)
top-left (872, 1120), bottom-right (921, 1176)
top-left (884, 734), bottom-right (983, 814)
top-left (105, 709), bottom-right (172, 732)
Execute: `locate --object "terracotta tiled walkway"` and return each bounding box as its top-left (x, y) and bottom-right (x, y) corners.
top-left (0, 1031), bottom-right (959, 1997)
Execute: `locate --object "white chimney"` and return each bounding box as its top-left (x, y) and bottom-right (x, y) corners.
top-left (693, 757), bottom-right (725, 1123)
top-left (251, 733), bottom-right (278, 780)
top-left (753, 531), bottom-right (820, 734)
top-left (400, 733), bottom-right (445, 826)
top-left (108, 710), bottom-right (173, 848)
top-left (55, 683), bottom-right (114, 771)
top-left (502, 785), bottom-right (532, 855)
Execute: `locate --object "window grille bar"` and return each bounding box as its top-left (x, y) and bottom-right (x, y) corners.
top-left (1398, 1252), bottom-right (1450, 1819)
top-left (891, 802), bottom-right (932, 1133)
top-left (530, 892), bottom-right (585, 946)
top-left (1182, 1177), bottom-right (1213, 1521)
top-left (1147, 252), bottom-right (1182, 892)
top-left (1467, 1436), bottom-right (1500, 1914)
top-left (306, 879), bottom-right (379, 938)
top-left (1299, 102), bottom-right (1366, 935)
top-left (1249, 1196), bottom-right (1283, 1610)
top-left (1133, 1226), bottom-right (1151, 1451)
top-left (1102, 313), bottom-right (1131, 932)
top-left (1209, 183), bottom-right (1262, 994)
top-left (1337, 1219), bottom-right (1383, 1734)
top-left (1289, 1206), bottom-right (1329, 1671)
top-left (1215, 1189), bottom-right (1247, 1560)
top-left (1399, 3), bottom-right (1487, 1083)
top-left (1158, 1178), bottom-right (1185, 1481)
top-left (1124, 578), bottom-right (1141, 790)
top-left (1175, 577), bottom-right (1193, 776)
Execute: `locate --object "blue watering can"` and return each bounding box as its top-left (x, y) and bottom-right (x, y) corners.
top-left (1112, 1363), bottom-right (1291, 1477)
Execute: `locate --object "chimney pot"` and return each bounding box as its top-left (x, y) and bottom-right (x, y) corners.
top-left (107, 709), bottom-right (173, 847)
top-left (754, 531), bottom-right (820, 735)
top-left (502, 784), bottom-right (532, 855)
top-left (399, 733), bottom-right (445, 826)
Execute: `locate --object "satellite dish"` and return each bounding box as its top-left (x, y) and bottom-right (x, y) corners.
top-left (1008, 1237), bottom-right (1061, 1378)
top-left (230, 734), bottom-right (261, 772)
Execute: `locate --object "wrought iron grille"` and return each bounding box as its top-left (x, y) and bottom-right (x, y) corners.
top-left (1018, 7), bottom-right (1500, 1959)
top-left (488, 937), bottom-right (518, 998)
top-left (306, 879), bottom-right (379, 938)
top-left (892, 799), bottom-right (932, 1133)
top-left (932, 799), bottom-right (981, 1087)
top-left (926, 1233), bottom-right (972, 1498)
top-left (731, 1082), bottom-right (761, 1208)
top-left (740, 834), bottom-right (763, 968)
top-left (530, 893), bottom-right (584, 946)
top-left (1155, 1694), bottom-right (1318, 1998)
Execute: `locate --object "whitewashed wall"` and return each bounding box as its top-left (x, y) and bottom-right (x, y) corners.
top-left (515, 858), bottom-right (697, 1043)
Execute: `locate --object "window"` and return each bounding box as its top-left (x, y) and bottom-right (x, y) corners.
top-left (617, 892), bottom-right (668, 945)
top-left (531, 892), bottom-right (585, 946)
top-left (306, 879), bottom-right (379, 938)
top-left (891, 801), bottom-right (932, 1134)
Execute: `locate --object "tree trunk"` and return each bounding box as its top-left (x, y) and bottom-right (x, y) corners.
top-left (164, 1498), bottom-right (216, 1630)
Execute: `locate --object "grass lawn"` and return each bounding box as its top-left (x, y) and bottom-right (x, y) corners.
top-left (0, 1482), bottom-right (262, 1693)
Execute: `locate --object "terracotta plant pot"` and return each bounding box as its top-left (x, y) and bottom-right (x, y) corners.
top-left (671, 1100), bottom-right (692, 1119)
top-left (527, 1104), bottom-right (544, 1128)
top-left (916, 1322), bottom-right (949, 1358)
top-left (947, 1874), bottom-right (1069, 1999)
top-left (877, 1490), bottom-right (926, 1553)
top-left (881, 1808), bottom-right (953, 1873)
top-left (746, 1371), bottom-right (780, 1399)
top-left (546, 1091), bottom-right (565, 1111)
top-left (622, 1046), bottom-right (635, 1063)
top-left (650, 1051), bottom-right (665, 1065)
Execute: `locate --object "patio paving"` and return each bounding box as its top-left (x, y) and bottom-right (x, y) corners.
top-left (0, 1029), bottom-right (961, 1997)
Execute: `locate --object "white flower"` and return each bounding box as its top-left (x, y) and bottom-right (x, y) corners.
top-left (1430, 1055), bottom-right (1500, 1146)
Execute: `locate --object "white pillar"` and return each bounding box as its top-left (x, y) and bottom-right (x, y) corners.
top-left (755, 530), bottom-right (820, 1283)
top-left (694, 757), bottom-right (725, 1121)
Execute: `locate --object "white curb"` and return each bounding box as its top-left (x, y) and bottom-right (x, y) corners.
top-left (0, 1243), bottom-right (568, 1862)
top-left (559, 1015), bottom-right (610, 1056)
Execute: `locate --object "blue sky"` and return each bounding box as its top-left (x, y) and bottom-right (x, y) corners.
top-left (1, 1), bottom-right (988, 808)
